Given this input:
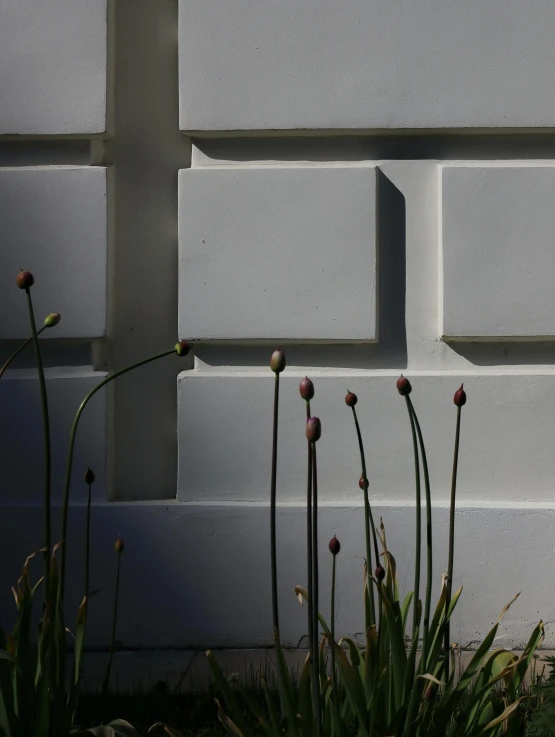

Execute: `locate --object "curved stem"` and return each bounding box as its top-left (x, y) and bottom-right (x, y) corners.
top-left (444, 406), bottom-right (462, 682)
top-left (25, 291), bottom-right (51, 597)
top-left (311, 442), bottom-right (322, 737)
top-left (405, 397), bottom-right (421, 644)
top-left (351, 406), bottom-right (376, 629)
top-left (407, 397), bottom-right (432, 667)
top-left (0, 325), bottom-right (46, 380)
top-left (103, 550), bottom-right (122, 698)
top-left (270, 372), bottom-right (280, 638)
top-left (60, 348), bottom-right (175, 599)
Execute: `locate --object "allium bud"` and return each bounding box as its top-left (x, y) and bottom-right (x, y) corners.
top-left (424, 686), bottom-right (435, 701)
top-left (454, 383), bottom-right (466, 407)
top-left (396, 375), bottom-right (412, 396)
top-left (44, 312), bottom-right (61, 328)
top-left (345, 391), bottom-right (357, 407)
top-left (299, 376), bottom-right (314, 401)
top-left (84, 467), bottom-right (95, 485)
top-left (359, 475), bottom-right (369, 491)
top-left (375, 564), bottom-right (386, 582)
top-left (16, 271), bottom-right (34, 290)
top-left (175, 341), bottom-right (191, 356)
top-left (115, 536), bottom-right (124, 553)
top-left (270, 349), bottom-right (286, 374)
top-left (306, 417), bottom-right (321, 443)
top-left (329, 536), bottom-right (341, 556)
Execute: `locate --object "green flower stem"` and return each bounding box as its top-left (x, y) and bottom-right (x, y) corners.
top-left (330, 551), bottom-right (337, 699)
top-left (270, 372), bottom-right (280, 638)
top-left (103, 548), bottom-right (122, 698)
top-left (444, 405), bottom-right (462, 682)
top-left (407, 397), bottom-right (432, 666)
top-left (405, 396), bottom-right (421, 643)
top-left (60, 348), bottom-right (176, 599)
top-left (25, 290), bottom-right (51, 597)
top-left (85, 481), bottom-right (92, 600)
top-left (0, 325), bottom-right (47, 380)
top-left (311, 441), bottom-right (322, 737)
top-left (306, 402), bottom-right (319, 725)
top-left (351, 406), bottom-right (376, 629)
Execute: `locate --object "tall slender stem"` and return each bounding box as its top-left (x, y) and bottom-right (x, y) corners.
top-left (306, 402), bottom-right (319, 725)
top-left (25, 290), bottom-right (51, 596)
top-left (103, 550), bottom-right (122, 698)
top-left (85, 482), bottom-right (92, 600)
top-left (444, 406), bottom-right (461, 681)
top-left (331, 552), bottom-right (337, 699)
top-left (405, 397), bottom-right (421, 643)
top-left (60, 348), bottom-right (176, 599)
top-left (407, 397), bottom-right (432, 666)
top-left (351, 406), bottom-right (376, 629)
top-left (0, 326), bottom-right (46, 381)
top-left (311, 442), bottom-right (322, 737)
top-left (270, 372), bottom-right (280, 637)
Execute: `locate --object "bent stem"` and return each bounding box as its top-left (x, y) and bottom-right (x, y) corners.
top-left (25, 290), bottom-right (51, 596)
top-left (0, 325), bottom-right (47, 381)
top-left (407, 397), bottom-right (432, 666)
top-left (60, 348), bottom-right (176, 599)
top-left (405, 396), bottom-right (421, 644)
top-left (444, 405), bottom-right (462, 681)
top-left (350, 405), bottom-right (376, 629)
top-left (270, 372), bottom-right (280, 638)
top-left (102, 548), bottom-right (122, 698)
top-left (311, 441), bottom-right (322, 737)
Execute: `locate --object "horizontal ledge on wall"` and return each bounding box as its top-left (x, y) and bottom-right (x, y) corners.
top-left (184, 127), bottom-right (555, 138)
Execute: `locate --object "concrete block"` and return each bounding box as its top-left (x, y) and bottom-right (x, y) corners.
top-left (0, 0), bottom-right (107, 134)
top-left (0, 167), bottom-right (108, 339)
top-left (441, 164), bottom-right (555, 340)
top-left (179, 0), bottom-right (555, 131)
top-left (179, 166), bottom-right (377, 341)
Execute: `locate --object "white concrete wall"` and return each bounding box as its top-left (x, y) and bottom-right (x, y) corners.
top-left (3, 0), bottom-right (555, 656)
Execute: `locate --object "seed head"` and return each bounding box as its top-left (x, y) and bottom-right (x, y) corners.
top-left (299, 376), bottom-right (314, 401)
top-left (329, 536), bottom-right (341, 555)
top-left (396, 375), bottom-right (412, 396)
top-left (115, 536), bottom-right (124, 553)
top-left (306, 417), bottom-right (321, 443)
top-left (454, 383), bottom-right (466, 407)
top-left (44, 312), bottom-right (61, 328)
top-left (270, 349), bottom-right (286, 374)
top-left (84, 467), bottom-right (95, 485)
top-left (175, 341), bottom-right (191, 356)
top-left (359, 475), bottom-right (369, 491)
top-left (345, 391), bottom-right (358, 407)
top-left (375, 564), bottom-right (386, 582)
top-left (16, 271), bottom-right (34, 290)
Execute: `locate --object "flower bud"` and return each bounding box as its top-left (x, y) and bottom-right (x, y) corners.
top-left (115, 536), bottom-right (124, 553)
top-left (424, 686), bottom-right (435, 701)
top-left (270, 349), bottom-right (286, 374)
top-left (375, 564), bottom-right (386, 582)
top-left (454, 383), bottom-right (466, 408)
top-left (175, 341), bottom-right (191, 357)
top-left (329, 536), bottom-right (341, 555)
top-left (396, 375), bottom-right (412, 396)
top-left (16, 271), bottom-right (34, 290)
top-left (84, 467), bottom-right (95, 485)
top-left (359, 475), bottom-right (369, 492)
top-left (345, 391), bottom-right (357, 407)
top-left (306, 417), bottom-right (321, 443)
top-left (44, 312), bottom-right (61, 328)
top-left (299, 376), bottom-right (314, 401)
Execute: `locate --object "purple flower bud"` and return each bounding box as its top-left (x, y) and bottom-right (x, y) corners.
top-left (84, 467), bottom-right (95, 485)
top-left (44, 312), bottom-right (61, 328)
top-left (424, 686), bottom-right (435, 701)
top-left (270, 349), bottom-right (286, 374)
top-left (359, 475), bottom-right (369, 491)
top-left (329, 536), bottom-right (341, 556)
top-left (396, 375), bottom-right (412, 396)
top-left (345, 391), bottom-right (358, 407)
top-left (115, 536), bottom-right (124, 553)
top-left (299, 376), bottom-right (314, 401)
top-left (16, 271), bottom-right (34, 290)
top-left (175, 341), bottom-right (191, 356)
top-left (306, 417), bottom-right (321, 443)
top-left (375, 564), bottom-right (386, 582)
top-left (454, 383), bottom-right (466, 407)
